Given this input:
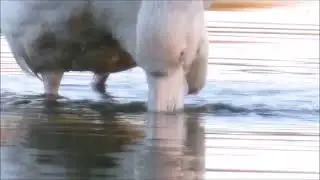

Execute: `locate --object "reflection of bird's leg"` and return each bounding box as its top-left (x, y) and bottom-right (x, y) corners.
top-left (91, 72), bottom-right (109, 94)
top-left (41, 70), bottom-right (64, 102)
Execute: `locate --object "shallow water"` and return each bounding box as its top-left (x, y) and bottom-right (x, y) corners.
top-left (1, 3), bottom-right (320, 180)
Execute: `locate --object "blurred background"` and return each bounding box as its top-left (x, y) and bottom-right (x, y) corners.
top-left (1, 1), bottom-right (319, 180)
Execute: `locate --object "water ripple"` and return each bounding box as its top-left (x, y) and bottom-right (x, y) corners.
top-left (1, 92), bottom-right (318, 121)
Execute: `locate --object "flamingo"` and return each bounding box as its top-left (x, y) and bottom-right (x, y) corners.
top-left (1, 0), bottom-right (214, 112)
top-left (3, 0), bottom-right (290, 112)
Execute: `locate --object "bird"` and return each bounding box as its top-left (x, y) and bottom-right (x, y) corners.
top-left (1, 0), bottom-right (213, 112)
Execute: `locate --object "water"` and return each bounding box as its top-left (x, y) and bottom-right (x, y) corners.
top-left (1, 3), bottom-right (319, 180)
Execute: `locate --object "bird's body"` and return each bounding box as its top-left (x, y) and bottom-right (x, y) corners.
top-left (1, 1), bottom-right (139, 92)
top-left (1, 0), bottom-right (212, 112)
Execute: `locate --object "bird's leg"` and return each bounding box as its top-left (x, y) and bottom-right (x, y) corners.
top-left (91, 72), bottom-right (109, 94)
top-left (40, 70), bottom-right (64, 102)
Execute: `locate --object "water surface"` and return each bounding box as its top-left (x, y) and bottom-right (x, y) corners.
top-left (1, 3), bottom-right (319, 180)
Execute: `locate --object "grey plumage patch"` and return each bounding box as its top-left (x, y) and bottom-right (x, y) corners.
top-left (3, 1), bottom-right (136, 77)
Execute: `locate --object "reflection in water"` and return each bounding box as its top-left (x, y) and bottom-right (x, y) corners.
top-left (1, 103), bottom-right (204, 180)
top-left (136, 113), bottom-right (204, 180)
